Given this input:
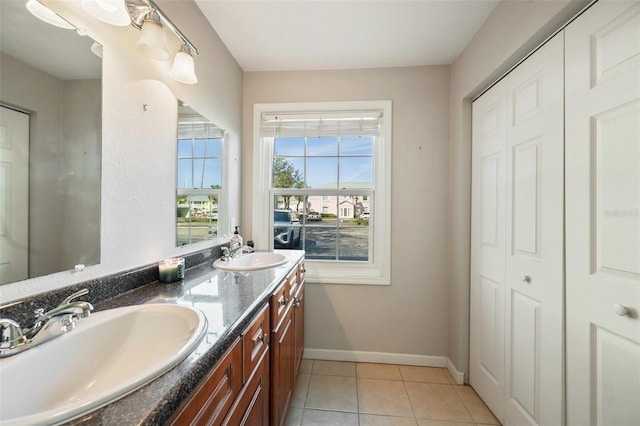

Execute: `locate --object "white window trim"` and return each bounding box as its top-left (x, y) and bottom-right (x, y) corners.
top-left (252, 101), bottom-right (392, 285)
top-left (176, 132), bottom-right (229, 247)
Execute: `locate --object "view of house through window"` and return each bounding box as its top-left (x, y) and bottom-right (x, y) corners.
top-left (270, 132), bottom-right (375, 261)
top-left (176, 106), bottom-right (224, 246)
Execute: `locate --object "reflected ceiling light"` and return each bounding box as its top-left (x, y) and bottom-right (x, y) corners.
top-left (90, 41), bottom-right (103, 58)
top-left (81, 0), bottom-right (130, 27)
top-left (26, 0), bottom-right (75, 30)
top-left (170, 45), bottom-right (198, 85)
top-left (137, 11), bottom-right (170, 60)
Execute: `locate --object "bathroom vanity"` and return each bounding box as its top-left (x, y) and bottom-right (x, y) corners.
top-left (0, 248), bottom-right (305, 425)
top-left (170, 257), bottom-right (306, 426)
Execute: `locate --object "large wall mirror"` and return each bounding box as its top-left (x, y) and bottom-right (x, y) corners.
top-left (0, 1), bottom-right (102, 285)
top-left (176, 102), bottom-right (226, 247)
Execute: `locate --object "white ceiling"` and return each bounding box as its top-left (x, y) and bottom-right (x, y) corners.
top-left (194, 0), bottom-right (499, 72)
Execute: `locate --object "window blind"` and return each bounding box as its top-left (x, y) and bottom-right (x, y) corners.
top-left (260, 110), bottom-right (382, 137)
top-left (178, 118), bottom-right (225, 139)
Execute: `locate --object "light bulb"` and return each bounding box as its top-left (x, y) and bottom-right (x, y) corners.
top-left (81, 0), bottom-right (130, 26)
top-left (26, 0), bottom-right (75, 29)
top-left (170, 49), bottom-right (198, 84)
top-left (137, 17), bottom-right (170, 61)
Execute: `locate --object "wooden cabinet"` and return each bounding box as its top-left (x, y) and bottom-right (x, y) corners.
top-left (242, 304), bottom-right (270, 383)
top-left (170, 258), bottom-right (305, 426)
top-left (223, 347), bottom-right (269, 425)
top-left (293, 281), bottom-right (305, 382)
top-left (171, 305), bottom-right (270, 426)
top-left (170, 339), bottom-right (243, 425)
top-left (293, 261), bottom-right (305, 383)
top-left (270, 261), bottom-right (305, 426)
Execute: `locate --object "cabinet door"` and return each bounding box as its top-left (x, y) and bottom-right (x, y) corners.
top-left (171, 339), bottom-right (243, 426)
top-left (243, 304), bottom-right (270, 383)
top-left (271, 304), bottom-right (295, 426)
top-left (293, 282), bottom-right (305, 382)
top-left (470, 79), bottom-right (508, 422)
top-left (223, 350), bottom-right (269, 426)
top-left (565, 1), bottom-right (640, 425)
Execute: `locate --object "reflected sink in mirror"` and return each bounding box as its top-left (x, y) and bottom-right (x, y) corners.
top-left (213, 252), bottom-right (288, 272)
top-left (0, 304), bottom-right (207, 425)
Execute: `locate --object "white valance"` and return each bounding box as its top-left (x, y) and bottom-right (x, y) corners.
top-left (260, 110), bottom-right (382, 137)
top-left (178, 117), bottom-right (224, 139)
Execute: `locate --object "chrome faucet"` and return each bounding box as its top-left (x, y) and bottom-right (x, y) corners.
top-left (0, 288), bottom-right (93, 358)
top-left (220, 245), bottom-right (255, 261)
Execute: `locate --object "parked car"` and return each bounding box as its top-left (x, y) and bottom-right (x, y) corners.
top-left (274, 209), bottom-right (301, 248)
top-left (307, 211), bottom-right (322, 221)
top-left (360, 212), bottom-right (370, 220)
top-left (207, 209), bottom-right (218, 220)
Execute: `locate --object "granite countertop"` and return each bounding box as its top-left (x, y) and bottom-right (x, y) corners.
top-left (63, 249), bottom-right (304, 425)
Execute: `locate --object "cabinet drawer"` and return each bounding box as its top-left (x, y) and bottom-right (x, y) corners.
top-left (243, 304), bottom-right (270, 383)
top-left (171, 339), bottom-right (243, 426)
top-left (270, 279), bottom-right (290, 329)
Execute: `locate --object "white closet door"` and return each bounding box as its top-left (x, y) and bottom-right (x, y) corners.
top-left (565, 1), bottom-right (640, 425)
top-left (0, 106), bottom-right (29, 284)
top-left (504, 32), bottom-right (565, 426)
top-left (470, 80), bottom-right (508, 422)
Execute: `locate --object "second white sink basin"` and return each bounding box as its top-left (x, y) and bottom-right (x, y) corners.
top-left (213, 252), bottom-right (288, 272)
top-left (0, 303), bottom-right (207, 425)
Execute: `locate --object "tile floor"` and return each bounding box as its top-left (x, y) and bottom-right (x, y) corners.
top-left (286, 360), bottom-right (501, 426)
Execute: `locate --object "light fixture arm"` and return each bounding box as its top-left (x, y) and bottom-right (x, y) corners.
top-left (125, 0), bottom-right (198, 56)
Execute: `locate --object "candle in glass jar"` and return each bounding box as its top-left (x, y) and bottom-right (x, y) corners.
top-left (158, 257), bottom-right (185, 282)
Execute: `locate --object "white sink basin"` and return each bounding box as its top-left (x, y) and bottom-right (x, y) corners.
top-left (0, 304), bottom-right (207, 425)
top-left (213, 252), bottom-right (288, 272)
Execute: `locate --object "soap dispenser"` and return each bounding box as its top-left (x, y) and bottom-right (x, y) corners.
top-left (230, 226), bottom-right (243, 253)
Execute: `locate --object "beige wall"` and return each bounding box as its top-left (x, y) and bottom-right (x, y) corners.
top-left (447, 0), bottom-right (589, 377)
top-left (1, 52), bottom-right (65, 277)
top-left (62, 79), bottom-right (101, 269)
top-left (243, 66), bottom-right (451, 358)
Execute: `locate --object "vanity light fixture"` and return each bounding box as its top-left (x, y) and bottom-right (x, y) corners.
top-left (79, 0), bottom-right (200, 83)
top-left (90, 41), bottom-right (103, 58)
top-left (136, 10), bottom-right (170, 60)
top-left (26, 0), bottom-right (75, 30)
top-left (169, 45), bottom-right (198, 85)
top-left (81, 0), bottom-right (131, 27)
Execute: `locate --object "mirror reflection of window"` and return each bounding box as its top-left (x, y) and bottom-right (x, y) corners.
top-left (176, 103), bottom-right (225, 246)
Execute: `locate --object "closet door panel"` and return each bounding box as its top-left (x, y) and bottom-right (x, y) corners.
top-left (566, 2), bottom-right (640, 425)
top-left (505, 32), bottom-right (564, 426)
top-left (470, 80), bottom-right (508, 423)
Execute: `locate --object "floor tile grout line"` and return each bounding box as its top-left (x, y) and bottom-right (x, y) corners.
top-left (295, 360), bottom-right (497, 425)
top-left (401, 376), bottom-right (419, 422)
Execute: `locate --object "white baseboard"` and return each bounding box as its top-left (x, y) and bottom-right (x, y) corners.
top-left (303, 348), bottom-right (465, 385)
top-left (446, 358), bottom-right (465, 385)
top-left (303, 348), bottom-right (447, 368)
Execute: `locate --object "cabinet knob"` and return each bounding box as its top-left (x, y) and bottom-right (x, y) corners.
top-left (522, 275), bottom-right (532, 284)
top-left (613, 304), bottom-right (629, 317)
top-left (294, 297), bottom-right (301, 308)
top-left (279, 297), bottom-right (288, 306)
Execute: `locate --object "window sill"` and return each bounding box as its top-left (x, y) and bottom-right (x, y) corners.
top-left (304, 260), bottom-right (390, 286)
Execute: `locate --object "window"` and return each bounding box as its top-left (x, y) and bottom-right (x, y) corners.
top-left (176, 116), bottom-right (225, 246)
top-left (253, 101), bottom-right (391, 285)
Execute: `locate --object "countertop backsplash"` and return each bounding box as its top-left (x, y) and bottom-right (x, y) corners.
top-left (0, 244), bottom-right (227, 327)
